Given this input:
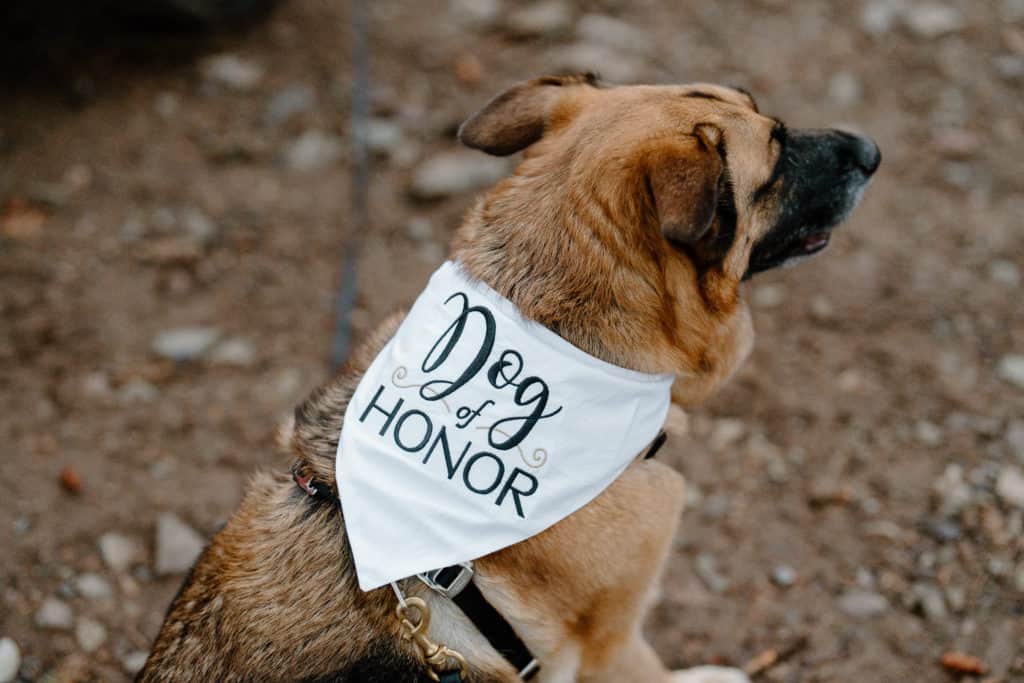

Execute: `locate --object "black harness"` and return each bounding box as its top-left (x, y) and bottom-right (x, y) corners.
top-left (293, 429), bottom-right (667, 681)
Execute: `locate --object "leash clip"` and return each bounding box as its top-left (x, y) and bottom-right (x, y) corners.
top-left (397, 596), bottom-right (469, 682)
top-left (417, 562), bottom-right (474, 599)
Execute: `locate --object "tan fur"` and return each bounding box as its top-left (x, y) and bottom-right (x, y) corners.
top-left (140, 77), bottom-right (796, 683)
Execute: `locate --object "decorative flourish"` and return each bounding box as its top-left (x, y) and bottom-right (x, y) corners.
top-left (391, 366), bottom-right (451, 412)
top-left (477, 426), bottom-right (548, 469)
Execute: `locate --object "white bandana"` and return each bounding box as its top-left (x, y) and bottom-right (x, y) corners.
top-left (336, 261), bottom-right (674, 590)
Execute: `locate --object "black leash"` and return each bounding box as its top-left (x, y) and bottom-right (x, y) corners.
top-left (330, 0), bottom-right (372, 371)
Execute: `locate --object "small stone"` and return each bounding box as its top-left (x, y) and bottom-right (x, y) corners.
top-left (282, 130), bottom-right (344, 172)
top-left (121, 650), bottom-right (149, 676)
top-left (911, 582), bottom-right (947, 620)
top-left (828, 71), bottom-right (862, 107)
top-left (771, 565), bottom-right (797, 587)
top-left (753, 284), bottom-right (785, 308)
top-left (154, 92), bottom-right (179, 119)
top-left (931, 127), bottom-right (978, 157)
top-left (406, 217), bottom-right (433, 242)
top-left (0, 638), bottom-right (19, 683)
top-left (453, 53), bottom-right (484, 87)
top-left (695, 553), bottom-right (730, 594)
top-left (553, 43), bottom-right (644, 83)
top-left (989, 259), bottom-right (1020, 288)
top-left (673, 667), bottom-right (750, 683)
top-left (810, 295), bottom-right (834, 321)
top-left (915, 420), bottom-right (943, 447)
top-left (210, 338), bottom-right (256, 367)
top-left (365, 118), bottom-right (404, 156)
top-left (903, 4), bottom-right (966, 39)
top-left (448, 0), bottom-right (502, 29)
top-left (576, 14), bottom-right (650, 55)
top-left (152, 327), bottom-right (219, 362)
top-left (933, 464), bottom-right (972, 514)
top-left (923, 517), bottom-right (961, 542)
top-left (264, 85), bottom-right (315, 126)
top-left (1006, 420), bottom-right (1024, 462)
top-left (861, 0), bottom-right (899, 36)
top-left (74, 573), bottom-right (113, 601)
top-left (995, 466), bottom-right (1024, 508)
top-left (1004, 0), bottom-right (1024, 21)
top-left (993, 55), bottom-right (1024, 80)
top-left (118, 378), bottom-right (158, 405)
top-left (35, 598), bottom-right (73, 630)
top-left (155, 513), bottom-right (205, 576)
top-left (409, 152), bottom-right (507, 200)
top-left (80, 372), bottom-right (112, 399)
top-left (838, 590), bottom-right (889, 618)
top-left (505, 1), bottom-right (571, 38)
top-left (59, 466), bottom-right (82, 494)
top-left (997, 355), bottom-right (1024, 389)
top-left (708, 418), bottom-right (746, 452)
top-left (75, 618), bottom-right (107, 653)
top-left (181, 206), bottom-right (217, 246)
top-left (200, 54), bottom-right (264, 91)
top-left (98, 533), bottom-right (143, 573)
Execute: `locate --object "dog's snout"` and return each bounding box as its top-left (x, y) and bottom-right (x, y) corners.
top-left (833, 130), bottom-right (881, 176)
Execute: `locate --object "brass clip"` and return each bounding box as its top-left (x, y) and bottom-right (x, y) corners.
top-left (397, 597), bottom-right (469, 682)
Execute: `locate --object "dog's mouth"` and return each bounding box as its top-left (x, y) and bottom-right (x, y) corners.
top-left (802, 231), bottom-right (830, 254)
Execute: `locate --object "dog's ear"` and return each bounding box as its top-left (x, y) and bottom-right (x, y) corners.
top-left (458, 74), bottom-right (595, 156)
top-left (648, 124), bottom-right (724, 247)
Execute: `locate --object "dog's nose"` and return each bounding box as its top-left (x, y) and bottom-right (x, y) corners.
top-left (834, 130), bottom-right (881, 176)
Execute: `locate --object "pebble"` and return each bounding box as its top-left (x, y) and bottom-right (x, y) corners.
top-left (933, 464), bottom-right (972, 515)
top-left (264, 85), bottom-right (315, 126)
top-left (154, 92), bottom-right (179, 119)
top-left (553, 43), bottom-right (645, 83)
top-left (504, 1), bottom-right (571, 38)
top-left (152, 327), bottom-right (220, 362)
top-left (181, 206), bottom-right (218, 246)
top-left (75, 618), bottom-right (106, 653)
top-left (409, 152), bottom-right (507, 200)
top-left (923, 517), bottom-right (961, 542)
top-left (695, 553), bottom-right (730, 593)
top-left (576, 14), bottom-right (650, 56)
top-left (365, 118), bottom-right (404, 156)
top-left (1006, 420), bottom-right (1024, 462)
top-left (98, 532), bottom-right (143, 573)
top-left (828, 71), bottom-right (862, 107)
top-left (989, 259), bottom-right (1020, 288)
top-left (903, 4), bottom-right (965, 39)
top-left (753, 284), bottom-right (785, 308)
top-left (74, 573), bottom-right (113, 601)
top-left (0, 638), bottom-right (19, 683)
top-left (911, 582), bottom-right (947, 620)
top-left (200, 54), bottom-right (264, 92)
top-left (995, 466), bottom-right (1024, 508)
top-left (1004, 0), bottom-right (1024, 21)
top-left (861, 0), bottom-right (900, 36)
top-left (35, 598), bottom-right (73, 630)
top-left (915, 420), bottom-right (943, 447)
top-left (210, 338), bottom-right (257, 367)
top-left (118, 377), bottom-right (159, 405)
top-left (838, 590), bottom-right (889, 618)
top-left (121, 650), bottom-right (149, 676)
top-left (771, 565), bottom-right (797, 587)
top-left (282, 130), bottom-right (344, 172)
top-left (155, 513), bottom-right (205, 576)
top-left (993, 55), bottom-right (1024, 80)
top-left (448, 0), bottom-right (502, 29)
top-left (709, 418), bottom-right (746, 452)
top-left (997, 355), bottom-right (1024, 389)
top-left (674, 667), bottom-right (751, 683)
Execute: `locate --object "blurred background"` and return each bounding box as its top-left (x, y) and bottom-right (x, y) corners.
top-left (1, 1), bottom-right (1022, 681)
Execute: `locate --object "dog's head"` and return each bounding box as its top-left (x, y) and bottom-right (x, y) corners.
top-left (458, 74), bottom-right (879, 287)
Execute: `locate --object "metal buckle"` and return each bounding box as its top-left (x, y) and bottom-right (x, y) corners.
top-left (417, 562), bottom-right (474, 599)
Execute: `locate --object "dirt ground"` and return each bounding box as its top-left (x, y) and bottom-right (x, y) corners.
top-left (2, 0), bottom-right (1023, 681)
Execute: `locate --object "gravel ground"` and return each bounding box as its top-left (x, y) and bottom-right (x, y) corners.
top-left (1, 1), bottom-right (1023, 681)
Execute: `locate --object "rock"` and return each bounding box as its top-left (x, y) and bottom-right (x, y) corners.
top-left (98, 532), bottom-right (143, 573)
top-left (0, 638), bottom-right (19, 683)
top-left (911, 582), bottom-right (947, 620)
top-left (771, 565), bottom-right (797, 587)
top-left (915, 420), bottom-right (943, 447)
top-left (997, 355), bottom-right (1024, 389)
top-left (576, 14), bottom-right (650, 55)
top-left (409, 152), bottom-right (507, 200)
top-left (155, 513), bottom-right (205, 576)
top-left (504, 1), bottom-right (571, 38)
top-left (152, 327), bottom-right (219, 362)
top-left (1004, 0), bottom-right (1024, 21)
top-left (365, 118), bottom-right (404, 156)
top-left (210, 338), bottom-right (256, 367)
top-left (282, 130), bottom-right (344, 172)
top-left (838, 590), bottom-right (889, 618)
top-left (828, 71), bottom-right (862, 106)
top-left (861, 0), bottom-right (900, 36)
top-left (933, 463), bottom-right (972, 514)
top-left (74, 573), bottom-right (113, 601)
top-left (154, 92), bottom-right (179, 119)
top-left (1006, 420), bottom-right (1024, 462)
top-left (181, 206), bottom-right (218, 246)
top-left (75, 618), bottom-right (107, 653)
top-left (810, 295), bottom-right (835, 321)
top-left (552, 43), bottom-right (645, 83)
top-left (923, 517), bottom-right (961, 542)
top-left (694, 553), bottom-right (729, 593)
top-left (448, 0), bottom-right (502, 29)
top-left (709, 418), bottom-right (746, 452)
top-left (989, 259), bottom-right (1020, 287)
top-left (264, 85), bottom-right (315, 126)
top-left (35, 598), bottom-right (73, 630)
top-left (118, 378), bottom-right (159, 405)
top-left (753, 284), bottom-right (785, 308)
top-left (993, 55), bottom-right (1024, 80)
top-left (200, 54), bottom-right (264, 91)
top-left (121, 650), bottom-right (149, 676)
top-left (59, 466), bottom-right (82, 494)
top-left (996, 466), bottom-right (1024, 508)
top-left (931, 128), bottom-right (978, 158)
top-left (674, 667), bottom-right (751, 683)
top-left (80, 371), bottom-right (112, 399)
top-left (903, 4), bottom-right (965, 39)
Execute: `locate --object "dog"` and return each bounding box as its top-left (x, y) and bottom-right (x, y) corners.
top-left (138, 74), bottom-right (879, 683)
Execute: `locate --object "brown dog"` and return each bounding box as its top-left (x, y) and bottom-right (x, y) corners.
top-left (139, 75), bottom-right (878, 683)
